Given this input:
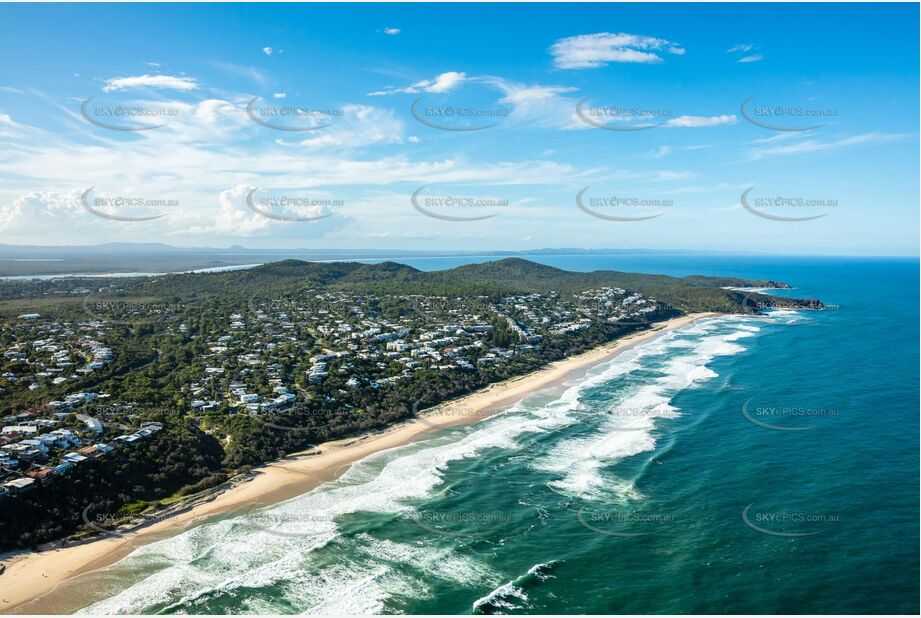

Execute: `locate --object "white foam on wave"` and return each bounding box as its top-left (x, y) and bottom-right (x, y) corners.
top-left (77, 335), bottom-right (651, 614)
top-left (355, 534), bottom-right (496, 587)
top-left (77, 316), bottom-right (762, 614)
top-left (300, 568), bottom-right (393, 615)
top-left (471, 561), bottom-right (559, 614)
top-left (472, 580), bottom-right (530, 613)
top-left (535, 321), bottom-right (759, 499)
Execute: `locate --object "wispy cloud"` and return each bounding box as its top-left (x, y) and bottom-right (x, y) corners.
top-left (664, 114), bottom-right (736, 128)
top-left (727, 43), bottom-right (755, 53)
top-left (550, 32), bottom-right (685, 69)
top-left (368, 71), bottom-right (466, 96)
top-left (749, 132), bottom-right (910, 159)
top-left (210, 62), bottom-right (269, 87)
top-left (728, 43), bottom-right (763, 63)
top-left (102, 74), bottom-right (198, 92)
top-left (383, 27), bottom-right (400, 35)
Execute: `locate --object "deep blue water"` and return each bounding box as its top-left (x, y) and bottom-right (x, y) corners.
top-left (56, 255), bottom-right (918, 614)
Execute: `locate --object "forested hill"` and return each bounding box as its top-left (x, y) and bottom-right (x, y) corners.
top-left (124, 257), bottom-right (822, 313)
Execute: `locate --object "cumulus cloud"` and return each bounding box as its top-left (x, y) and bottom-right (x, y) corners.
top-left (0, 190), bottom-right (83, 230)
top-left (550, 32), bottom-right (685, 69)
top-left (102, 74), bottom-right (199, 92)
top-left (182, 184), bottom-right (271, 236)
top-left (383, 27), bottom-right (400, 35)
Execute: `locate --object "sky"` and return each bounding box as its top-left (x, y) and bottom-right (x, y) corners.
top-left (0, 3), bottom-right (918, 256)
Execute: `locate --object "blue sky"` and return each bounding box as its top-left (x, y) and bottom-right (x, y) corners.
top-left (0, 3), bottom-right (917, 255)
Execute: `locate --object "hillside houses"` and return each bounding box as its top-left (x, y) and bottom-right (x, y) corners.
top-left (1, 284), bottom-right (666, 495)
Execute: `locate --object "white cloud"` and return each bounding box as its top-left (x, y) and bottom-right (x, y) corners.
top-left (368, 71), bottom-right (467, 96)
top-left (489, 79), bottom-right (582, 129)
top-left (102, 74), bottom-right (198, 92)
top-left (383, 27), bottom-right (400, 35)
top-left (273, 92), bottom-right (287, 99)
top-left (496, 84), bottom-right (577, 105)
top-left (749, 132), bottom-right (910, 159)
top-left (262, 47), bottom-right (273, 56)
top-left (292, 104), bottom-right (406, 149)
top-left (550, 32), bottom-right (685, 69)
top-left (425, 71), bottom-right (466, 93)
top-left (728, 44), bottom-right (762, 62)
top-left (184, 184), bottom-right (271, 236)
top-left (210, 62), bottom-right (268, 87)
top-left (664, 114), bottom-right (736, 128)
top-left (0, 112), bottom-right (32, 138)
top-left (192, 99), bottom-right (246, 126)
top-left (727, 43), bottom-right (755, 53)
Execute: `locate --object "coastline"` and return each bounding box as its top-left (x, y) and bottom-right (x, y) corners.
top-left (0, 312), bottom-right (714, 613)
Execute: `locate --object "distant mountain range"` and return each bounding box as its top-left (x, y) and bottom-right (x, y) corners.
top-left (0, 242), bottom-right (760, 277)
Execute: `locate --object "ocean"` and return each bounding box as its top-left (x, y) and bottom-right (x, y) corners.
top-left (40, 255), bottom-right (920, 614)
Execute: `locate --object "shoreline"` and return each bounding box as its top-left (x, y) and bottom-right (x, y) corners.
top-left (0, 312), bottom-right (715, 614)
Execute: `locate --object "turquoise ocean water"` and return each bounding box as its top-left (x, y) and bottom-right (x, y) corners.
top-left (40, 255), bottom-right (919, 614)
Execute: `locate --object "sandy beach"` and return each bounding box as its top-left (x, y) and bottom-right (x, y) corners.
top-left (0, 312), bottom-right (713, 613)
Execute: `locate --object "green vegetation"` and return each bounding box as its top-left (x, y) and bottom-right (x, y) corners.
top-left (0, 259), bottom-right (822, 551)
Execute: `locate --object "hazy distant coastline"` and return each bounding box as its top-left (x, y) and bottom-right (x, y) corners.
top-left (0, 243), bottom-right (760, 277)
